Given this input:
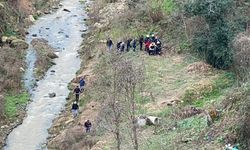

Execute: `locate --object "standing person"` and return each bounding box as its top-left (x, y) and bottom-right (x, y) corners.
top-left (151, 34), bottom-right (156, 43)
top-left (156, 37), bottom-right (162, 55)
top-left (73, 86), bottom-right (81, 102)
top-left (126, 38), bottom-right (132, 52)
top-left (84, 120), bottom-right (92, 133)
top-left (120, 42), bottom-right (125, 52)
top-left (106, 38), bottom-right (113, 51)
top-left (71, 101), bottom-right (79, 118)
top-left (139, 35), bottom-right (144, 50)
top-left (79, 78), bottom-right (85, 92)
top-left (132, 39), bottom-right (137, 51)
top-left (117, 41), bottom-right (122, 51)
top-left (144, 35), bottom-right (150, 51)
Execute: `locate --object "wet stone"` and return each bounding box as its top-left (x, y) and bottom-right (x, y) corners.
top-left (32, 34), bottom-right (37, 37)
top-left (63, 9), bottom-right (71, 12)
top-left (49, 93), bottom-right (56, 98)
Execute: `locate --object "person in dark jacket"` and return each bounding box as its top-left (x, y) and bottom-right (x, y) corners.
top-left (120, 42), bottom-right (125, 52)
top-left (126, 39), bottom-right (132, 52)
top-left (71, 101), bottom-right (79, 118)
top-left (117, 41), bottom-right (122, 51)
top-left (139, 35), bottom-right (144, 50)
top-left (132, 39), bottom-right (137, 51)
top-left (79, 78), bottom-right (85, 92)
top-left (73, 86), bottom-right (81, 102)
top-left (156, 37), bottom-right (162, 55)
top-left (84, 120), bottom-right (92, 133)
top-left (106, 38), bottom-right (113, 51)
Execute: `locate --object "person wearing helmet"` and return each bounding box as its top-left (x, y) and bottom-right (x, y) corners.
top-left (144, 35), bottom-right (151, 51)
top-left (151, 34), bottom-right (156, 43)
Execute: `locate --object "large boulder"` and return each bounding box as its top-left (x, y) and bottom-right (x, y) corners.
top-left (10, 39), bottom-right (29, 49)
top-left (47, 52), bottom-right (58, 59)
top-left (146, 116), bottom-right (161, 126)
top-left (136, 116), bottom-right (161, 126)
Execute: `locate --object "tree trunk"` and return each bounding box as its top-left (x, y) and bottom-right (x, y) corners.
top-left (131, 85), bottom-right (138, 150)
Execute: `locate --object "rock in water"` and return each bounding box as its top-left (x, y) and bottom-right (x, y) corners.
top-left (63, 9), bottom-right (71, 12)
top-left (49, 93), bottom-right (56, 98)
top-left (47, 52), bottom-right (58, 59)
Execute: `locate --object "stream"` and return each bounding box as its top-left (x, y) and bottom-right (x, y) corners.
top-left (4, 0), bottom-right (87, 149)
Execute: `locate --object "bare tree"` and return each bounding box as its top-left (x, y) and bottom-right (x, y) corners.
top-left (96, 52), bottom-right (144, 150)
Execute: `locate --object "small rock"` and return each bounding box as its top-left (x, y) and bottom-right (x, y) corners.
top-left (65, 35), bottom-right (69, 38)
top-left (32, 34), bottom-right (37, 37)
top-left (1, 125), bottom-right (9, 129)
top-left (52, 6), bottom-right (59, 9)
top-left (25, 31), bottom-right (29, 35)
top-left (20, 67), bottom-right (25, 72)
top-left (45, 28), bottom-right (50, 30)
top-left (0, 3), bottom-right (4, 8)
top-left (58, 31), bottom-right (64, 34)
top-left (49, 93), bottom-right (56, 98)
top-left (63, 9), bottom-right (71, 12)
top-left (28, 15), bottom-right (36, 23)
top-left (47, 52), bottom-right (58, 59)
top-left (80, 29), bottom-right (87, 32)
top-left (1, 36), bottom-right (8, 43)
top-left (44, 11), bottom-right (51, 14)
top-left (50, 70), bottom-right (56, 73)
top-left (59, 3), bottom-right (63, 7)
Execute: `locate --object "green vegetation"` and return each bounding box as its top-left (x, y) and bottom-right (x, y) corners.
top-left (182, 72), bottom-right (235, 107)
top-left (4, 92), bottom-right (29, 118)
top-left (184, 0), bottom-right (245, 69)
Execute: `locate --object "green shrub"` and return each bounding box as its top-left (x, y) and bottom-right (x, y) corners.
top-left (184, 0), bottom-right (245, 69)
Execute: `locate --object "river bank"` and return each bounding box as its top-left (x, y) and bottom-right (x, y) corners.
top-left (0, 1), bottom-right (62, 148)
top-left (2, 0), bottom-right (88, 149)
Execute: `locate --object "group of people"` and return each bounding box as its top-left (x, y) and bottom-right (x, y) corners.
top-left (71, 77), bottom-right (92, 133)
top-left (106, 34), bottom-right (162, 55)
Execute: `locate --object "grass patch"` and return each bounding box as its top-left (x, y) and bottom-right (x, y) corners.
top-left (182, 72), bottom-right (235, 107)
top-left (4, 92), bottom-right (29, 118)
top-left (141, 115), bottom-right (207, 149)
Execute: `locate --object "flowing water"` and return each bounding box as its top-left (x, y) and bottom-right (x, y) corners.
top-left (4, 0), bottom-right (88, 149)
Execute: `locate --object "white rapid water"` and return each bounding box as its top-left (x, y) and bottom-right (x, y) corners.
top-left (4, 0), bottom-right (88, 149)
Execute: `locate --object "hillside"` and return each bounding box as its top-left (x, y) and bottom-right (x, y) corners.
top-left (0, 0), bottom-right (249, 149)
top-left (47, 0), bottom-right (250, 150)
